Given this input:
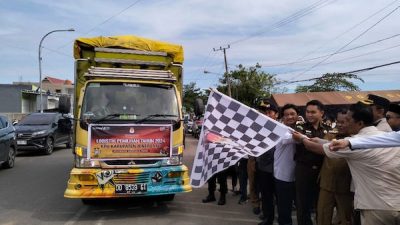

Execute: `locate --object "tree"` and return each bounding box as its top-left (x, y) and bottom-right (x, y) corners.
top-left (182, 82), bottom-right (207, 113)
top-left (217, 63), bottom-right (282, 107)
top-left (295, 73), bottom-right (364, 93)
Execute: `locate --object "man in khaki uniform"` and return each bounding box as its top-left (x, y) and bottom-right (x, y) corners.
top-left (247, 156), bottom-right (261, 214)
top-left (318, 109), bottom-right (353, 225)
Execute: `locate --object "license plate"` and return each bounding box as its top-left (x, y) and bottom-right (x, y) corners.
top-left (17, 140), bottom-right (27, 145)
top-left (115, 183), bottom-right (147, 194)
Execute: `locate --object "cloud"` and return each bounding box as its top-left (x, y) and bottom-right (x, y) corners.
top-left (0, 0), bottom-right (399, 92)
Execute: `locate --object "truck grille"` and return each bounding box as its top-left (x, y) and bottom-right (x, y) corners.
top-left (104, 160), bottom-right (159, 166)
top-left (113, 172), bottom-right (150, 184)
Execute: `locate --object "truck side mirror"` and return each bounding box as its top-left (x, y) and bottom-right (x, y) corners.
top-left (194, 98), bottom-right (204, 116)
top-left (59, 95), bottom-right (71, 114)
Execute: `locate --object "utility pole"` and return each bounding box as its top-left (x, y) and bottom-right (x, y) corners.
top-left (213, 45), bottom-right (231, 97)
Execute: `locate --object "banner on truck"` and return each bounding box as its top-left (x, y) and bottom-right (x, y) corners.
top-left (88, 124), bottom-right (172, 159)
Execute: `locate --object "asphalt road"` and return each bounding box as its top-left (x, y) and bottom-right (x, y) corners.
top-left (0, 135), bottom-right (260, 225)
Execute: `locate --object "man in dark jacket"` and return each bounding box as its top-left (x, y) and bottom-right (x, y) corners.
top-left (257, 100), bottom-right (279, 225)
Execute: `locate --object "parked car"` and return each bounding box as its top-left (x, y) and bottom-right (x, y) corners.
top-left (14, 113), bottom-right (72, 155)
top-left (0, 115), bottom-right (16, 169)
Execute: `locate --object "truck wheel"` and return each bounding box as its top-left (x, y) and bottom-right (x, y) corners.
top-left (159, 194), bottom-right (175, 201)
top-left (43, 137), bottom-right (54, 155)
top-left (81, 199), bottom-right (97, 205)
top-left (2, 146), bottom-right (16, 169)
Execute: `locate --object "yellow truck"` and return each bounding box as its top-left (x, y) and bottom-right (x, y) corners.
top-left (61, 35), bottom-right (191, 203)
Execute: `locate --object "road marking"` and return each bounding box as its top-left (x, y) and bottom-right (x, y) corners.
top-left (64, 207), bottom-right (88, 225)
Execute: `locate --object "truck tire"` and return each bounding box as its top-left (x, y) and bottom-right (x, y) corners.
top-left (2, 146), bottom-right (16, 169)
top-left (59, 95), bottom-right (71, 114)
top-left (159, 194), bottom-right (175, 201)
top-left (81, 199), bottom-right (97, 205)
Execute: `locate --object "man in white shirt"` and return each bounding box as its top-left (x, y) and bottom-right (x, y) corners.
top-left (274, 104), bottom-right (299, 225)
top-left (293, 102), bottom-right (400, 225)
top-left (329, 103), bottom-right (400, 151)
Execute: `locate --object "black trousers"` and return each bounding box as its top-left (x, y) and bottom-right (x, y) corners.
top-left (275, 178), bottom-right (296, 225)
top-left (237, 158), bottom-right (248, 200)
top-left (295, 163), bottom-right (320, 225)
top-left (258, 170), bottom-right (275, 225)
top-left (208, 170), bottom-right (228, 194)
top-left (227, 165), bottom-right (238, 190)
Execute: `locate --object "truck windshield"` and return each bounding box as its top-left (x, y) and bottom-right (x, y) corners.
top-left (81, 82), bottom-right (179, 121)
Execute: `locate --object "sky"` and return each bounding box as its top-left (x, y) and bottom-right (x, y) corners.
top-left (1, 0), bottom-right (399, 93)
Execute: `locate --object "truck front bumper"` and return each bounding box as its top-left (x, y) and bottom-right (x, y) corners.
top-left (64, 165), bottom-right (192, 199)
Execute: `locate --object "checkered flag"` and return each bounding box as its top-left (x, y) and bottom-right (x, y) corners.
top-left (190, 89), bottom-right (291, 187)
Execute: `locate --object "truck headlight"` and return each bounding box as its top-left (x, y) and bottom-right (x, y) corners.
top-left (75, 146), bottom-right (87, 157)
top-left (74, 146), bottom-right (99, 167)
top-left (161, 155), bottom-right (182, 166)
top-left (161, 144), bottom-right (184, 166)
top-left (75, 156), bottom-right (100, 168)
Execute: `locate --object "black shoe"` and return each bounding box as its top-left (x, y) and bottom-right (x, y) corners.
top-left (252, 207), bottom-right (261, 215)
top-left (233, 190), bottom-right (241, 196)
top-left (238, 197), bottom-right (248, 205)
top-left (202, 194), bottom-right (216, 203)
top-left (217, 194), bottom-right (226, 205)
top-left (258, 219), bottom-right (272, 225)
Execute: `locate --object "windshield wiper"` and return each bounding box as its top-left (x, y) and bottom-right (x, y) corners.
top-left (92, 113), bottom-right (140, 123)
top-left (135, 114), bottom-right (178, 124)
top-left (92, 114), bottom-right (121, 123)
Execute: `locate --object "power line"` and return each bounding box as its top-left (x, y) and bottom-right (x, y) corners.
top-left (276, 42), bottom-right (400, 74)
top-left (42, 47), bottom-right (72, 58)
top-left (82, 0), bottom-right (142, 36)
top-left (280, 0), bottom-right (399, 70)
top-left (228, 0), bottom-right (335, 46)
top-left (56, 0), bottom-right (142, 50)
top-left (262, 33), bottom-right (400, 67)
top-left (346, 60), bottom-right (400, 74)
top-left (291, 5), bottom-right (400, 80)
top-left (316, 43), bottom-right (400, 66)
top-left (276, 60), bottom-right (400, 86)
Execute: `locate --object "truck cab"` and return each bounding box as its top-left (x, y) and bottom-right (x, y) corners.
top-left (63, 35), bottom-right (191, 202)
